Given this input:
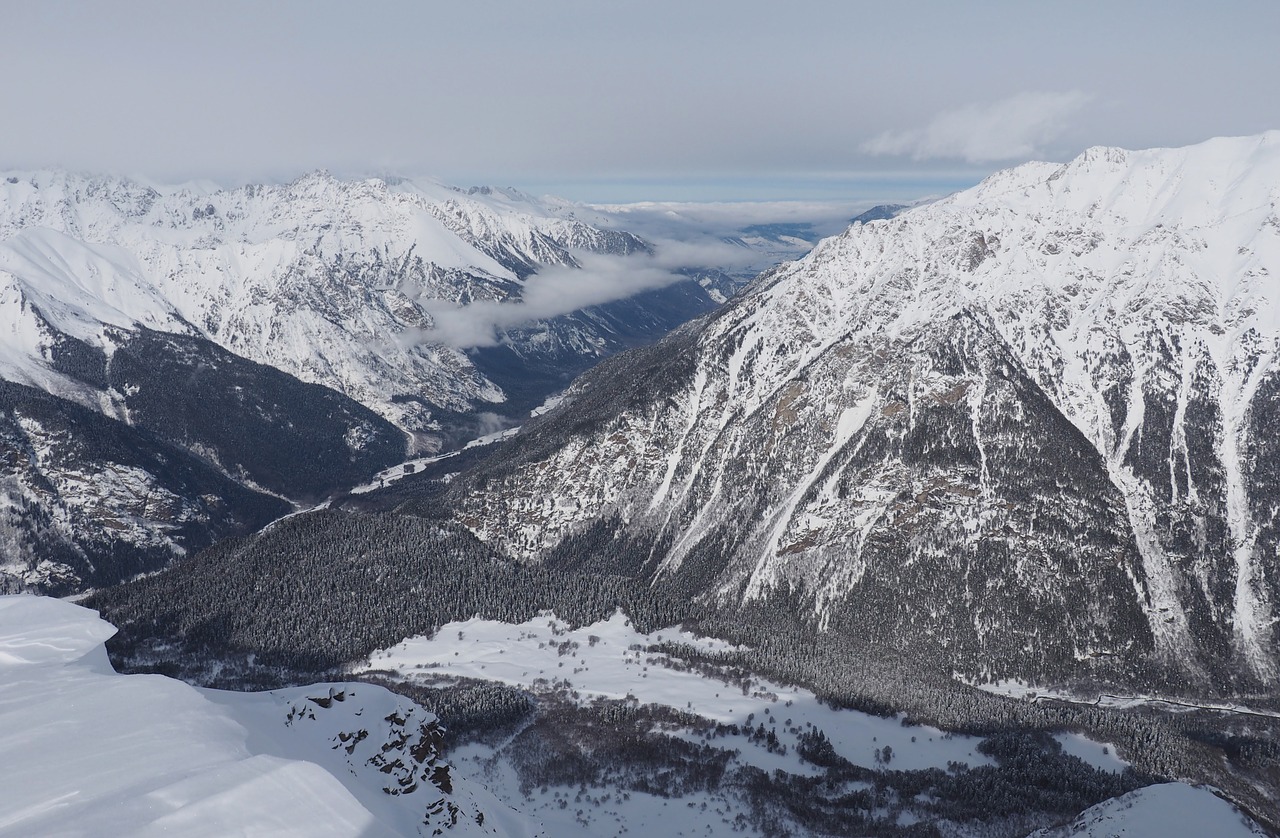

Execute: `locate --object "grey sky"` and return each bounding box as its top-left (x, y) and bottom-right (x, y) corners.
top-left (3, 0), bottom-right (1277, 201)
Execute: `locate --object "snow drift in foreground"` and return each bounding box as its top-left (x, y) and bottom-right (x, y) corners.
top-left (0, 595), bottom-right (530, 837)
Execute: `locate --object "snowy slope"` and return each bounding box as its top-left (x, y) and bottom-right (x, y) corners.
top-left (0, 595), bottom-right (530, 836)
top-left (1026, 782), bottom-right (1267, 838)
top-left (448, 133), bottom-right (1280, 692)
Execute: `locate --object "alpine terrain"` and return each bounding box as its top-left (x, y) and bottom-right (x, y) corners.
top-left (0, 171), bottom-right (756, 592)
top-left (437, 132), bottom-right (1280, 697)
top-left (87, 135), bottom-right (1280, 836)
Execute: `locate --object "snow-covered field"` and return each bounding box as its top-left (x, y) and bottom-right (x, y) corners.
top-left (359, 611), bottom-right (993, 774)
top-left (360, 611), bottom-right (1006, 835)
top-left (357, 612), bottom-right (1273, 837)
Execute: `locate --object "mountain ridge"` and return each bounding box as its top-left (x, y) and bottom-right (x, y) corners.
top-left (0, 168), bottom-right (724, 447)
top-left (435, 132), bottom-right (1280, 693)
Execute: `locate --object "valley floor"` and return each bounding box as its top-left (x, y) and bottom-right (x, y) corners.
top-left (1, 594), bottom-right (1273, 836)
top-left (354, 612), bottom-right (1267, 837)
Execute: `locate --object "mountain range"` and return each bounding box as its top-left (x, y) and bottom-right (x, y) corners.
top-left (399, 133), bottom-right (1280, 696)
top-left (0, 171), bottom-right (767, 592)
top-left (10, 135), bottom-right (1280, 835)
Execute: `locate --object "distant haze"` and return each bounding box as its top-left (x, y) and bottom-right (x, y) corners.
top-left (3, 0), bottom-right (1277, 201)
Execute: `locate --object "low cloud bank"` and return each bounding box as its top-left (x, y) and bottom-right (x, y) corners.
top-left (590, 200), bottom-right (866, 243)
top-left (414, 200), bottom-right (871, 348)
top-left (417, 250), bottom-right (698, 348)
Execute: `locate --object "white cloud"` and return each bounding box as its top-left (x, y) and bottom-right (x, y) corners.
top-left (412, 197), bottom-right (917, 349)
top-left (646, 237), bottom-right (756, 271)
top-left (861, 91), bottom-right (1091, 163)
top-left (417, 252), bottom-right (693, 348)
top-left (590, 200), bottom-right (868, 238)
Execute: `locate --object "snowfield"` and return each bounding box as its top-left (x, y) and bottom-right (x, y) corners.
top-left (359, 613), bottom-right (1005, 836)
top-left (359, 611), bottom-right (994, 774)
top-left (362, 611), bottom-right (1001, 835)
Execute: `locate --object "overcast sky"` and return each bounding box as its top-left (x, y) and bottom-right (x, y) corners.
top-left (4, 1), bottom-right (1277, 201)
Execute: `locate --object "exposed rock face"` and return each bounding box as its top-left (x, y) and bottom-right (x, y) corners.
top-left (447, 133), bottom-right (1280, 693)
top-left (0, 378), bottom-right (289, 594)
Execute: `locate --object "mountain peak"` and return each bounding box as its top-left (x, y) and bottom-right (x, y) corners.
top-left (444, 133), bottom-right (1280, 691)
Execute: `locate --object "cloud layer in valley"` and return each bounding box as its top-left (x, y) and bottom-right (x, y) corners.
top-left (414, 195), bottom-right (889, 349)
top-left (418, 249), bottom-right (709, 348)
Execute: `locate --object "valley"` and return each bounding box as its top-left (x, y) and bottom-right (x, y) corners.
top-left (0, 170), bottom-right (834, 594)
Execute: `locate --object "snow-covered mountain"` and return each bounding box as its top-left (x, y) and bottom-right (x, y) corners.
top-left (443, 133), bottom-right (1280, 694)
top-left (0, 170), bottom-right (665, 444)
top-left (0, 594), bottom-right (529, 836)
top-left (0, 171), bottom-right (753, 592)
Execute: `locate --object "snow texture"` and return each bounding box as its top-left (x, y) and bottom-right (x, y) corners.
top-left (1026, 782), bottom-right (1267, 837)
top-left (360, 611), bottom-right (994, 775)
top-left (0, 595), bottom-right (528, 836)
